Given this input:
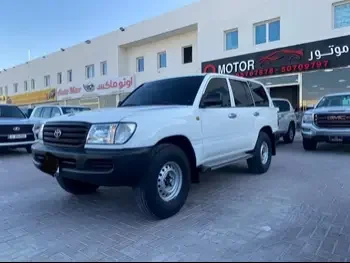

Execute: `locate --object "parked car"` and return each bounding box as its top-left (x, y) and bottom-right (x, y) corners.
top-left (19, 106), bottom-right (35, 118)
top-left (0, 104), bottom-right (36, 153)
top-left (30, 105), bottom-right (91, 138)
top-left (32, 74), bottom-right (278, 219)
top-left (272, 98), bottom-right (297, 143)
top-left (301, 92), bottom-right (350, 150)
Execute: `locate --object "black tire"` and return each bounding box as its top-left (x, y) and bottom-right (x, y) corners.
top-left (56, 176), bottom-right (99, 195)
top-left (283, 123), bottom-right (295, 144)
top-left (247, 131), bottom-right (272, 174)
top-left (26, 146), bottom-right (32, 154)
top-left (134, 143), bottom-right (190, 220)
top-left (303, 138), bottom-right (317, 151)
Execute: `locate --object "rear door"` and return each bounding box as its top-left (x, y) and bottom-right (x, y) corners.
top-left (273, 99), bottom-right (291, 132)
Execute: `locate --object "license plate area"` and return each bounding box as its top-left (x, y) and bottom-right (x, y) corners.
top-left (8, 134), bottom-right (27, 140)
top-left (329, 136), bottom-right (343, 142)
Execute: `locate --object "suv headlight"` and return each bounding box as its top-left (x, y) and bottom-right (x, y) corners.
top-left (86, 122), bottom-right (137, 145)
top-left (302, 114), bottom-right (313, 123)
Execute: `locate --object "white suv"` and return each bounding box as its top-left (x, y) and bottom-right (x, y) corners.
top-left (272, 98), bottom-right (297, 143)
top-left (32, 74), bottom-right (279, 219)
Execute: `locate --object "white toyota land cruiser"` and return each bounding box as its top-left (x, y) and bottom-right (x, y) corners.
top-left (32, 74), bottom-right (278, 219)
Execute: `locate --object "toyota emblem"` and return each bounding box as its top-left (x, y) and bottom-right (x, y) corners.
top-left (54, 129), bottom-right (62, 138)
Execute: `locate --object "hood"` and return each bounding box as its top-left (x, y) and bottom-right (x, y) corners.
top-left (309, 106), bottom-right (350, 114)
top-left (0, 118), bottom-right (36, 125)
top-left (46, 105), bottom-right (192, 123)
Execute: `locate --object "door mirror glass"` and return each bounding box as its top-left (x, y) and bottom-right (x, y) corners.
top-left (201, 92), bottom-right (222, 107)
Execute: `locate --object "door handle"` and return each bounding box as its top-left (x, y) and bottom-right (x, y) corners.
top-left (253, 112), bottom-right (260, 117)
top-left (228, 113), bottom-right (237, 119)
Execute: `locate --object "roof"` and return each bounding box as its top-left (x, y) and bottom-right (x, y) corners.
top-left (323, 92), bottom-right (350, 97)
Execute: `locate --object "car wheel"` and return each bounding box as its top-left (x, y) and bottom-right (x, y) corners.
top-left (26, 146), bottom-right (32, 154)
top-left (247, 131), bottom-right (272, 174)
top-left (303, 138), bottom-right (317, 151)
top-left (134, 143), bottom-right (190, 220)
top-left (56, 176), bottom-right (99, 195)
top-left (283, 123), bottom-right (295, 144)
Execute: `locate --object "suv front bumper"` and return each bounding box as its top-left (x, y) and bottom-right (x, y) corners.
top-left (301, 123), bottom-right (350, 143)
top-left (32, 142), bottom-right (152, 187)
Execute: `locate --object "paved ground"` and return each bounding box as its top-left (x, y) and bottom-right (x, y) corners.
top-left (1, 134), bottom-right (350, 262)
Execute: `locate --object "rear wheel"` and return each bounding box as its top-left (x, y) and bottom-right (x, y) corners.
top-left (247, 131), bottom-right (272, 174)
top-left (134, 143), bottom-right (190, 220)
top-left (303, 138), bottom-right (317, 151)
top-left (283, 123), bottom-right (295, 144)
top-left (56, 176), bottom-right (99, 195)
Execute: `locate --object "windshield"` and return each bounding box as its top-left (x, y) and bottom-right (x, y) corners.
top-left (62, 107), bottom-right (91, 115)
top-left (316, 95), bottom-right (350, 108)
top-left (120, 76), bottom-right (205, 107)
top-left (0, 105), bottom-right (26, 118)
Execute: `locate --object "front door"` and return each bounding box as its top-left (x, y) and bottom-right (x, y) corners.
top-left (199, 77), bottom-right (235, 162)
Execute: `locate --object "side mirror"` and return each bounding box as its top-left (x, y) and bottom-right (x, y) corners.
top-left (201, 93), bottom-right (222, 108)
top-left (276, 107), bottom-right (280, 112)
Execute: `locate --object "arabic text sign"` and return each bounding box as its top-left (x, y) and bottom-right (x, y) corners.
top-left (56, 76), bottom-right (134, 101)
top-left (202, 35), bottom-right (350, 78)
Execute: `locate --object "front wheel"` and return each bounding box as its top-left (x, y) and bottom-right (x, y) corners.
top-left (56, 176), bottom-right (99, 195)
top-left (134, 143), bottom-right (190, 220)
top-left (247, 131), bottom-right (272, 174)
top-left (303, 138), bottom-right (317, 151)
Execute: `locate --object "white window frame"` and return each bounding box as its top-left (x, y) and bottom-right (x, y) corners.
top-left (100, 61), bottom-right (107, 76)
top-left (44, 75), bottom-right (50, 87)
top-left (24, 80), bottom-right (28, 92)
top-left (332, 0), bottom-right (350, 29)
top-left (67, 69), bottom-right (73, 82)
top-left (224, 29), bottom-right (239, 51)
top-left (31, 79), bottom-right (35, 90)
top-left (57, 72), bottom-right (62, 84)
top-left (85, 64), bottom-right (95, 79)
top-left (157, 51), bottom-right (167, 69)
top-left (136, 56), bottom-right (145, 72)
top-left (13, 83), bottom-right (18, 93)
top-left (254, 17), bottom-right (280, 45)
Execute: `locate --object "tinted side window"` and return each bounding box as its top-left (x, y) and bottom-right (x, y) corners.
top-left (229, 79), bottom-right (254, 107)
top-left (41, 107), bottom-right (52, 118)
top-left (273, 100), bottom-right (290, 112)
top-left (249, 82), bottom-right (270, 107)
top-left (32, 108), bottom-right (43, 118)
top-left (202, 78), bottom-right (231, 108)
top-left (51, 107), bottom-right (61, 117)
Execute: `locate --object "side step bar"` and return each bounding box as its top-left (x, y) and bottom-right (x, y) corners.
top-left (200, 153), bottom-right (253, 172)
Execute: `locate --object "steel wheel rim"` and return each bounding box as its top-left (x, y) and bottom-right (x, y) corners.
top-left (157, 161), bottom-right (183, 202)
top-left (260, 141), bottom-right (269, 165)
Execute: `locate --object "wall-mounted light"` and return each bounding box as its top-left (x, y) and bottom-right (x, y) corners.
top-left (324, 69), bottom-right (333, 72)
top-left (120, 27), bottom-right (125, 32)
top-left (85, 40), bottom-right (91, 44)
top-left (338, 79), bottom-right (346, 83)
top-left (42, 56), bottom-right (46, 58)
top-left (60, 48), bottom-right (65, 51)
top-left (3, 69), bottom-right (6, 72)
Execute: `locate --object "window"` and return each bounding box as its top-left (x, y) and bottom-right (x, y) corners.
top-left (86, 64), bottom-right (95, 79)
top-left (67, 70), bottom-right (72, 82)
top-left (57, 72), bottom-right (62, 84)
top-left (201, 78), bottom-right (231, 108)
top-left (255, 19), bottom-right (280, 45)
top-left (249, 81), bottom-right (270, 106)
top-left (0, 105), bottom-right (26, 118)
top-left (158, 52), bottom-right (167, 68)
top-left (225, 30), bottom-right (238, 50)
top-left (334, 2), bottom-right (350, 28)
top-left (136, 57), bottom-right (144, 72)
top-left (229, 79), bottom-right (254, 107)
top-left (183, 46), bottom-right (193, 64)
top-left (120, 76), bottom-right (205, 107)
top-left (31, 79), bottom-right (35, 90)
top-left (44, 75), bottom-right (50, 87)
top-left (61, 107), bottom-right (90, 114)
top-left (100, 61), bottom-right (107, 75)
top-left (41, 107), bottom-right (52, 118)
top-left (24, 81), bottom-right (28, 91)
top-left (32, 107), bottom-right (43, 118)
top-left (273, 100), bottom-right (290, 112)
top-left (51, 107), bottom-right (61, 117)
top-left (0, 87), bottom-right (2, 95)
top-left (13, 83), bottom-right (18, 93)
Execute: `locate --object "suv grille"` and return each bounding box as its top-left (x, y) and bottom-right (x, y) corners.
top-left (0, 124), bottom-right (34, 135)
top-left (314, 113), bottom-right (350, 129)
top-left (43, 122), bottom-right (91, 147)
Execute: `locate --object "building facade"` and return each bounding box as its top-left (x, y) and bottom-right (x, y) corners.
top-left (1, 0), bottom-right (350, 109)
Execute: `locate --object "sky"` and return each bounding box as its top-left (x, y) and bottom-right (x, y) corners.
top-left (0, 0), bottom-right (197, 70)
